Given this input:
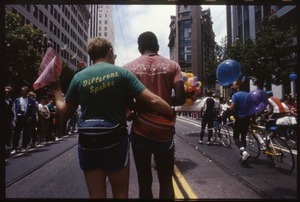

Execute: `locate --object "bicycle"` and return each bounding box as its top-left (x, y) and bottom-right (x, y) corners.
top-left (210, 115), bottom-right (231, 147)
top-left (273, 115), bottom-right (297, 149)
top-left (246, 115), bottom-right (295, 173)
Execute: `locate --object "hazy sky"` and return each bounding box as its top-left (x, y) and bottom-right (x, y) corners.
top-left (113, 5), bottom-right (227, 66)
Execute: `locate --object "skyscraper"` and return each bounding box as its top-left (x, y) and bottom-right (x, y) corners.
top-left (169, 5), bottom-right (215, 91)
top-left (89, 5), bottom-right (115, 47)
top-left (227, 5), bottom-right (299, 97)
top-left (6, 4), bottom-right (91, 71)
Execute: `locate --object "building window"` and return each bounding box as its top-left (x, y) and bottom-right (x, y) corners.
top-left (180, 12), bottom-right (191, 17)
top-left (33, 6), bottom-right (38, 18)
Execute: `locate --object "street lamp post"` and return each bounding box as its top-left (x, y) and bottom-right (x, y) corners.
top-left (42, 33), bottom-right (52, 54)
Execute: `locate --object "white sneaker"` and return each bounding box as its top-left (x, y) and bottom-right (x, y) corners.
top-left (198, 140), bottom-right (203, 144)
top-left (207, 141), bottom-right (211, 145)
top-left (10, 149), bottom-right (17, 155)
top-left (20, 148), bottom-right (26, 153)
top-left (241, 151), bottom-right (250, 163)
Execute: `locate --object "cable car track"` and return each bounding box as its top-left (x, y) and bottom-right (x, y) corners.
top-left (5, 139), bottom-right (78, 188)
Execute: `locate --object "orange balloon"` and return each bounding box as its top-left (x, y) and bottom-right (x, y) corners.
top-left (185, 98), bottom-right (193, 105)
top-left (186, 86), bottom-right (193, 93)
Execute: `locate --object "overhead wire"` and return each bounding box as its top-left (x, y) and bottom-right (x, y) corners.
top-left (114, 5), bottom-right (128, 66)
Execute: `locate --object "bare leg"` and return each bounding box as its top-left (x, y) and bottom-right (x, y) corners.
top-left (108, 163), bottom-right (129, 198)
top-left (83, 168), bottom-right (107, 198)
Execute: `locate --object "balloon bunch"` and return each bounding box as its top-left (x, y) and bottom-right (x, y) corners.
top-left (181, 72), bottom-right (202, 105)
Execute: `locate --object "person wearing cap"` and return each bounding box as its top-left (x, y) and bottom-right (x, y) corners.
top-left (3, 86), bottom-right (16, 148)
top-left (229, 80), bottom-right (251, 165)
top-left (124, 31), bottom-right (185, 199)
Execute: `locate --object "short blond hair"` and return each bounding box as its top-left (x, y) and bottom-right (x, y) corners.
top-left (27, 91), bottom-right (36, 99)
top-left (86, 37), bottom-right (112, 62)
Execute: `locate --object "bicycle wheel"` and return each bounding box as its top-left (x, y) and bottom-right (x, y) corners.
top-left (269, 136), bottom-right (295, 173)
top-left (274, 126), bottom-right (297, 150)
top-left (285, 127), bottom-right (297, 149)
top-left (246, 131), bottom-right (260, 158)
top-left (219, 125), bottom-right (231, 147)
top-left (210, 121), bottom-right (219, 142)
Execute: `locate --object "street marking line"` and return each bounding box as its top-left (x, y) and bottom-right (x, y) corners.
top-left (174, 165), bottom-right (198, 199)
top-left (172, 176), bottom-right (184, 199)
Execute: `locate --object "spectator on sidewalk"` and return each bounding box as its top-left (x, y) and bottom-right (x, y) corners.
top-left (3, 85), bottom-right (16, 148)
top-left (11, 86), bottom-right (37, 154)
top-left (37, 96), bottom-right (50, 144)
top-left (47, 97), bottom-right (57, 141)
top-left (27, 91), bottom-right (39, 147)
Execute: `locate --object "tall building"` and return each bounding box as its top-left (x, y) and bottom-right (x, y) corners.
top-left (168, 5), bottom-right (215, 91)
top-left (227, 5), bottom-right (299, 98)
top-left (89, 5), bottom-right (115, 47)
top-left (5, 4), bottom-right (91, 71)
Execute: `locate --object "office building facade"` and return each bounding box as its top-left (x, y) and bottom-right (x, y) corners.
top-left (89, 5), bottom-right (115, 47)
top-left (169, 5), bottom-right (215, 92)
top-left (6, 4), bottom-right (91, 71)
top-left (227, 5), bottom-right (299, 98)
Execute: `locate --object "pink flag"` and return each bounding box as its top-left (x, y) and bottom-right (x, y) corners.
top-left (33, 48), bottom-right (62, 90)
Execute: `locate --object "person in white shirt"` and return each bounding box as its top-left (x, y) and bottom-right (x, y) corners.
top-left (37, 96), bottom-right (50, 144)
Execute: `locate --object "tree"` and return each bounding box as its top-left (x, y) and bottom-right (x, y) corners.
top-left (205, 41), bottom-right (224, 88)
top-left (5, 11), bottom-right (44, 91)
top-left (224, 16), bottom-right (294, 89)
top-left (254, 16), bottom-right (294, 89)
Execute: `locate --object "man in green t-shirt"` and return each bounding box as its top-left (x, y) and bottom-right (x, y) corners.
top-left (50, 37), bottom-right (175, 199)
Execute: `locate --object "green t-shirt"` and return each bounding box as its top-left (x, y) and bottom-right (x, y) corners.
top-left (65, 62), bottom-right (145, 125)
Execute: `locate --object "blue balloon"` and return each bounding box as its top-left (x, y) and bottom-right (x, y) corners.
top-left (216, 59), bottom-right (241, 86)
top-left (244, 89), bottom-right (268, 116)
top-left (289, 73), bottom-right (297, 81)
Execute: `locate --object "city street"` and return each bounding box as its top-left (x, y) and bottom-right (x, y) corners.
top-left (5, 116), bottom-right (297, 199)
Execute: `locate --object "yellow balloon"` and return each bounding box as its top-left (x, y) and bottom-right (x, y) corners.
top-left (198, 81), bottom-right (202, 87)
top-left (185, 81), bottom-right (191, 87)
top-left (186, 73), bottom-right (193, 79)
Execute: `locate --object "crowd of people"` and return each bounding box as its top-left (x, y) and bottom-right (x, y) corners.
top-left (3, 85), bottom-right (80, 156)
top-left (3, 31), bottom-right (297, 199)
top-left (191, 81), bottom-right (297, 166)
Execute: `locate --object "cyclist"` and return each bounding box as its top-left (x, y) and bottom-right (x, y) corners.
top-left (229, 80), bottom-right (251, 165)
top-left (264, 91), bottom-right (289, 120)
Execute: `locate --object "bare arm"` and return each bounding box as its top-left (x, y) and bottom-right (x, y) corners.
top-left (136, 88), bottom-right (174, 118)
top-left (171, 81), bottom-right (185, 106)
top-left (229, 102), bottom-right (235, 111)
top-left (49, 81), bottom-right (78, 121)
